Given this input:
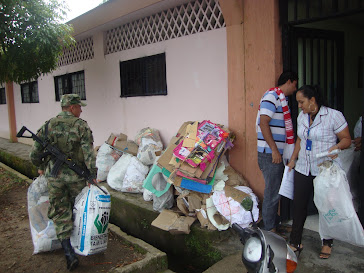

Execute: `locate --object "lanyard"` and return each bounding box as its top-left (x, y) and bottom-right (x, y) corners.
top-left (307, 115), bottom-right (311, 139)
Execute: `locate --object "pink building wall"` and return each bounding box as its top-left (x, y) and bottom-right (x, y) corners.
top-left (2, 28), bottom-right (228, 148)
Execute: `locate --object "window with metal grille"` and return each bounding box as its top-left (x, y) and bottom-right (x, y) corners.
top-left (54, 71), bottom-right (86, 101)
top-left (0, 88), bottom-right (6, 104)
top-left (21, 81), bottom-right (39, 103)
top-left (120, 53), bottom-right (167, 97)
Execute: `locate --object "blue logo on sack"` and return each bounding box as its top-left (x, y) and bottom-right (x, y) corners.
top-left (96, 195), bottom-right (111, 202)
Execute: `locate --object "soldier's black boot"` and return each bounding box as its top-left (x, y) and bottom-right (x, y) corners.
top-left (61, 239), bottom-right (79, 271)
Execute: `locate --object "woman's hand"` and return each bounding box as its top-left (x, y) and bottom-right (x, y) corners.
top-left (327, 145), bottom-right (339, 159)
top-left (287, 160), bottom-right (295, 171)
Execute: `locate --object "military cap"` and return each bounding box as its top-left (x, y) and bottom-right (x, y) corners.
top-left (60, 94), bottom-right (87, 107)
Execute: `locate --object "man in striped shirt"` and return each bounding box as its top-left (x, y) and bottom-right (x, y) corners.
top-left (256, 71), bottom-right (298, 232)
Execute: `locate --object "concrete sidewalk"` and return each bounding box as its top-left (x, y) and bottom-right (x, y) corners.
top-left (1, 137), bottom-right (364, 273)
top-left (203, 227), bottom-right (364, 273)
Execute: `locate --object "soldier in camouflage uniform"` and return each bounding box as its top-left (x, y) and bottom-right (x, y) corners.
top-left (30, 94), bottom-right (97, 271)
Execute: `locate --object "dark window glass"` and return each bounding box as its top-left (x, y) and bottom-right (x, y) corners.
top-left (0, 88), bottom-right (6, 104)
top-left (21, 81), bottom-right (39, 103)
top-left (54, 71), bottom-right (86, 101)
top-left (120, 53), bottom-right (167, 97)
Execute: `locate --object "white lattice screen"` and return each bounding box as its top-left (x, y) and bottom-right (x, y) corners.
top-left (105, 0), bottom-right (225, 54)
top-left (58, 37), bottom-right (94, 67)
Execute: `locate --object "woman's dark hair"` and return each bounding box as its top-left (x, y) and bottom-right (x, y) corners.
top-left (297, 85), bottom-right (327, 109)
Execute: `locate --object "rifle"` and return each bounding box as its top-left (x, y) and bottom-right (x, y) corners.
top-left (17, 126), bottom-right (107, 194)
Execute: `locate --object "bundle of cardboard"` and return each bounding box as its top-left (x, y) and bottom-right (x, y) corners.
top-left (150, 121), bottom-right (258, 234)
top-left (156, 120), bottom-right (234, 192)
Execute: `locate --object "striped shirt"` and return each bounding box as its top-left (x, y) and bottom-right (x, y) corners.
top-left (256, 90), bottom-right (287, 154)
top-left (295, 106), bottom-right (348, 176)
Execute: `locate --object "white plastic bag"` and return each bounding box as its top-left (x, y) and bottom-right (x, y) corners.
top-left (211, 186), bottom-right (259, 228)
top-left (96, 143), bottom-right (122, 182)
top-left (121, 157), bottom-right (149, 193)
top-left (107, 153), bottom-right (133, 191)
top-left (314, 161), bottom-right (364, 247)
top-left (71, 185), bottom-right (111, 255)
top-left (136, 128), bottom-right (163, 166)
top-left (28, 176), bottom-right (61, 254)
top-left (137, 137), bottom-right (163, 166)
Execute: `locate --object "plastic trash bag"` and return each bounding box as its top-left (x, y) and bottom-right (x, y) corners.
top-left (96, 143), bottom-right (122, 182)
top-left (143, 189), bottom-right (154, 201)
top-left (107, 153), bottom-right (133, 191)
top-left (313, 161), bottom-right (364, 247)
top-left (152, 173), bottom-right (174, 212)
top-left (28, 175), bottom-right (61, 254)
top-left (338, 146), bottom-right (360, 211)
top-left (71, 185), bottom-right (111, 255)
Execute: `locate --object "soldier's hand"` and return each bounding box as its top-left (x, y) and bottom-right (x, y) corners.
top-left (88, 179), bottom-right (97, 188)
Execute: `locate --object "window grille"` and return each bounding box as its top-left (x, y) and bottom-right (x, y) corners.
top-left (0, 88), bottom-right (5, 104)
top-left (106, 0), bottom-right (225, 54)
top-left (21, 81), bottom-right (39, 103)
top-left (58, 37), bottom-right (94, 67)
top-left (120, 53), bottom-right (167, 97)
top-left (54, 71), bottom-right (86, 101)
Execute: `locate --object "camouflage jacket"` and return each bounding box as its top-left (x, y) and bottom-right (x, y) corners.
top-left (30, 111), bottom-right (97, 179)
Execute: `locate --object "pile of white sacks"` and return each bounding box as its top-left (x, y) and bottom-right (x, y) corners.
top-left (96, 128), bottom-right (163, 194)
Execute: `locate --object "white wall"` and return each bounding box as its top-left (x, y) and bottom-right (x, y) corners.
top-left (7, 27), bottom-right (228, 147)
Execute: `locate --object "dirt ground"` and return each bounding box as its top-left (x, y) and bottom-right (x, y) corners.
top-left (0, 167), bottom-right (145, 273)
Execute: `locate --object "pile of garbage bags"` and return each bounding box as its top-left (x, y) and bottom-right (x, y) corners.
top-left (96, 121), bottom-right (259, 234)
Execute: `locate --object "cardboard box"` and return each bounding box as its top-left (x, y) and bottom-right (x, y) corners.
top-left (151, 209), bottom-right (196, 234)
top-left (106, 133), bottom-right (139, 156)
top-left (114, 140), bottom-right (139, 156)
top-left (107, 133), bottom-right (127, 145)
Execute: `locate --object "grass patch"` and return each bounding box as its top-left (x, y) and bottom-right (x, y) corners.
top-left (0, 167), bottom-right (27, 195)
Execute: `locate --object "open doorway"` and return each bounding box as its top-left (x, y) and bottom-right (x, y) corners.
top-left (280, 0), bottom-right (364, 225)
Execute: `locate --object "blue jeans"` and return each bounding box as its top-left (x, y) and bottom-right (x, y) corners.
top-left (258, 152), bottom-right (284, 231)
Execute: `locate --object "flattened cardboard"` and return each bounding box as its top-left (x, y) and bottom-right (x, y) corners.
top-left (182, 122), bottom-right (198, 148)
top-left (224, 185), bottom-right (249, 204)
top-left (176, 193), bottom-right (190, 216)
top-left (151, 209), bottom-right (196, 234)
top-left (187, 193), bottom-right (202, 212)
top-left (157, 122), bottom-right (193, 173)
top-left (224, 166), bottom-right (249, 187)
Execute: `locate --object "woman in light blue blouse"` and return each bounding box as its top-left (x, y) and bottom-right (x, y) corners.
top-left (287, 85), bottom-right (351, 259)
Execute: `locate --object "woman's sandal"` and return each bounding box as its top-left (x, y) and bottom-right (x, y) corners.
top-left (319, 239), bottom-right (333, 259)
top-left (289, 243), bottom-right (303, 258)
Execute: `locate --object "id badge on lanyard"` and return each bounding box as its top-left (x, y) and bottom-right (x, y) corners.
top-left (306, 115), bottom-right (312, 151)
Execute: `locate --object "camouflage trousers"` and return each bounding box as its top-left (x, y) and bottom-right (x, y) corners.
top-left (47, 176), bottom-right (86, 241)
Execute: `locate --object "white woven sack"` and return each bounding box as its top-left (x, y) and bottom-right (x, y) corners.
top-left (96, 143), bottom-right (121, 182)
top-left (107, 153), bottom-right (133, 191)
top-left (122, 157), bottom-right (149, 193)
top-left (71, 185), bottom-right (111, 255)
